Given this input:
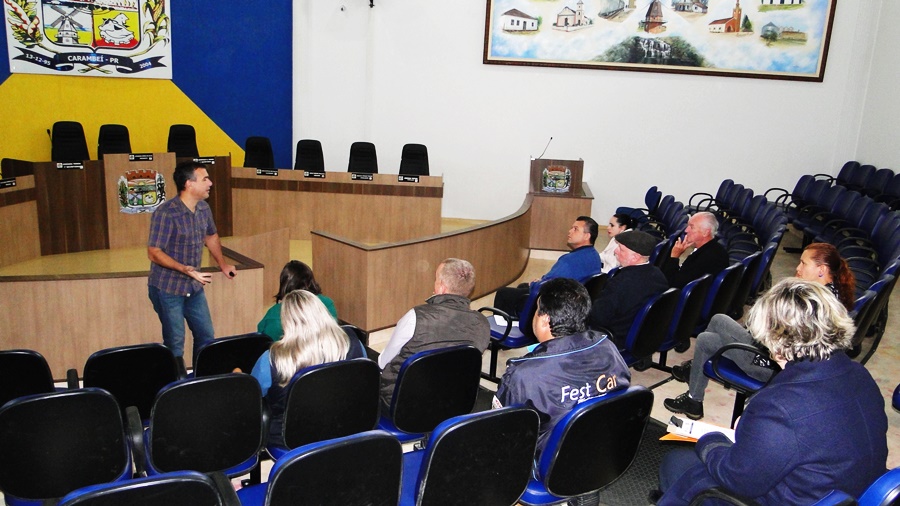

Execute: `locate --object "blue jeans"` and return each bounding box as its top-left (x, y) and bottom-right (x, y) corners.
top-left (148, 285), bottom-right (215, 363)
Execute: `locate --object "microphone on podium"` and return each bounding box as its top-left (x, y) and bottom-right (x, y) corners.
top-left (533, 137), bottom-right (553, 160)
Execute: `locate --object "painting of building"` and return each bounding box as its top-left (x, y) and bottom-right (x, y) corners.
top-left (673, 0), bottom-right (708, 13)
top-left (761, 22), bottom-right (781, 37)
top-left (500, 9), bottom-right (538, 31)
top-left (553, 0), bottom-right (593, 31)
top-left (640, 0), bottom-right (667, 34)
top-left (708, 0), bottom-right (743, 33)
top-left (598, 0), bottom-right (625, 19)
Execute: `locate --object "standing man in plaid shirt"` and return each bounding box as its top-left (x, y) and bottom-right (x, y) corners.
top-left (148, 161), bottom-right (236, 363)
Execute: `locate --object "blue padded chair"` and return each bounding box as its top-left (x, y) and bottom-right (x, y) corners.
top-left (57, 470), bottom-right (239, 506)
top-left (615, 185), bottom-right (661, 225)
top-left (132, 374), bottom-right (266, 479)
top-left (378, 345), bottom-right (482, 443)
top-left (479, 280), bottom-right (546, 382)
top-left (687, 179), bottom-right (734, 213)
top-left (893, 384), bottom-right (900, 412)
top-left (831, 161), bottom-right (861, 186)
top-left (583, 272), bottom-right (609, 301)
top-left (348, 141), bottom-right (377, 173)
top-left (687, 487), bottom-right (859, 505)
top-left (238, 431), bottom-right (402, 506)
top-left (703, 342), bottom-right (781, 427)
top-left (193, 333), bottom-right (272, 377)
top-left (656, 275), bottom-right (713, 369)
top-left (0, 389), bottom-right (132, 506)
top-left (294, 139), bottom-right (325, 172)
top-left (857, 274), bottom-right (897, 365)
top-left (400, 407), bottom-right (540, 506)
top-left (0, 349), bottom-right (56, 408)
top-left (267, 358), bottom-right (380, 460)
top-left (727, 251), bottom-right (764, 320)
top-left (519, 386), bottom-right (653, 506)
top-left (864, 168), bottom-right (894, 199)
top-left (695, 263), bottom-right (746, 334)
top-left (617, 288), bottom-right (680, 370)
top-left (858, 467), bottom-right (900, 506)
top-left (875, 173), bottom-right (900, 209)
top-left (79, 343), bottom-right (183, 424)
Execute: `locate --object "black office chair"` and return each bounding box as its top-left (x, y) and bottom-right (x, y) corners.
top-left (519, 386), bottom-right (654, 505)
top-left (237, 430), bottom-right (402, 506)
top-left (294, 139), bottom-right (324, 172)
top-left (0, 349), bottom-right (56, 407)
top-left (130, 374), bottom-right (266, 479)
top-left (97, 124), bottom-right (132, 160)
top-left (399, 143), bottom-right (429, 176)
top-left (167, 124), bottom-right (199, 158)
top-left (243, 136), bottom-right (275, 169)
top-left (348, 141), bottom-right (377, 173)
top-left (79, 343), bottom-right (184, 424)
top-left (192, 333), bottom-right (272, 377)
top-left (377, 345), bottom-right (482, 443)
top-left (583, 272), bottom-right (609, 302)
top-left (0, 389), bottom-right (132, 504)
top-left (50, 121), bottom-right (90, 162)
top-left (267, 358), bottom-right (381, 459)
top-left (400, 406), bottom-right (540, 505)
top-left (57, 470), bottom-right (240, 506)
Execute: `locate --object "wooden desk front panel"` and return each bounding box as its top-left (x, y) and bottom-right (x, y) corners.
top-left (313, 200), bottom-right (531, 331)
top-left (0, 267), bottom-right (264, 379)
top-left (231, 168), bottom-right (442, 243)
top-left (33, 161), bottom-right (110, 255)
top-left (0, 176), bottom-right (40, 268)
top-left (529, 183), bottom-right (594, 251)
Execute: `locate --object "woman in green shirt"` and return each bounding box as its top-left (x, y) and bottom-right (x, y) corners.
top-left (257, 260), bottom-right (338, 340)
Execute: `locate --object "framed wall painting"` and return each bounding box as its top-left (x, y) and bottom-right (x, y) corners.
top-left (483, 0), bottom-right (837, 82)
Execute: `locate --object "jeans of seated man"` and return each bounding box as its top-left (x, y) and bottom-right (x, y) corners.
top-left (148, 285), bottom-right (215, 364)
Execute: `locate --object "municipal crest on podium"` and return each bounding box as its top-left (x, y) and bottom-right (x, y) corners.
top-left (117, 169), bottom-right (165, 214)
top-left (4, 0), bottom-right (172, 78)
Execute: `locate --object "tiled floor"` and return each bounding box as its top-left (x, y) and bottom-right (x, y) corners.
top-left (368, 227), bottom-right (900, 469)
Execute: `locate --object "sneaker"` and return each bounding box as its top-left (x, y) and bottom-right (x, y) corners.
top-left (671, 360), bottom-right (692, 383)
top-left (664, 392), bottom-right (704, 420)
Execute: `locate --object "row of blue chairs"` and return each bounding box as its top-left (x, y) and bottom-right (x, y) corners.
top-left (818, 160), bottom-right (900, 207)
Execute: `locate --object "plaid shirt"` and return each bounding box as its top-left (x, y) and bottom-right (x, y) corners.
top-left (148, 196), bottom-right (217, 296)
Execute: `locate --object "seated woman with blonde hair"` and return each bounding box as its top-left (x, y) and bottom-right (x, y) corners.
top-left (657, 278), bottom-right (888, 505)
top-left (251, 289), bottom-right (365, 445)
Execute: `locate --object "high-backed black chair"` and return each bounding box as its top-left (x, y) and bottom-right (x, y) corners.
top-left (243, 136), bottom-right (274, 169)
top-left (167, 124), bottom-right (199, 158)
top-left (377, 345), bottom-right (482, 442)
top-left (294, 139), bottom-right (324, 172)
top-left (192, 333), bottom-right (272, 377)
top-left (348, 141), bottom-right (377, 173)
top-left (97, 124), bottom-right (132, 160)
top-left (0, 349), bottom-right (56, 408)
top-left (79, 343), bottom-right (184, 424)
top-left (130, 374), bottom-right (266, 479)
top-left (695, 263), bottom-right (746, 334)
top-left (400, 406), bottom-right (539, 506)
top-left (237, 430), bottom-right (403, 506)
top-left (582, 272), bottom-right (609, 302)
top-left (51, 121), bottom-right (90, 162)
top-left (399, 143), bottom-right (429, 176)
top-left (267, 358), bottom-right (381, 459)
top-left (57, 470), bottom-right (240, 506)
top-left (519, 386), bottom-right (653, 505)
top-left (0, 389), bottom-right (132, 504)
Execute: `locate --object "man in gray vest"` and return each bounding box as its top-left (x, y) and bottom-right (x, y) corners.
top-left (378, 258), bottom-right (491, 408)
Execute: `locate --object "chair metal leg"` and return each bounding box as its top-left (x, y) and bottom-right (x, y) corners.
top-left (731, 392), bottom-right (748, 428)
top-left (480, 342), bottom-right (502, 384)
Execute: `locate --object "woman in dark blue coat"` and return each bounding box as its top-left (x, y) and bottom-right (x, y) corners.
top-left (658, 278), bottom-right (888, 505)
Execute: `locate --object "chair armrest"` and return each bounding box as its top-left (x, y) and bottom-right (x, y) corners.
top-left (812, 173), bottom-right (834, 182)
top-left (478, 306), bottom-right (513, 340)
top-left (125, 405), bottom-right (147, 477)
top-left (688, 192), bottom-right (714, 208)
top-left (208, 471), bottom-right (242, 506)
top-left (709, 343), bottom-right (781, 386)
top-left (689, 487), bottom-right (761, 506)
top-left (66, 368), bottom-right (79, 389)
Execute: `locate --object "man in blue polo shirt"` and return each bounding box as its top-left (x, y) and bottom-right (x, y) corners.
top-left (492, 216), bottom-right (603, 316)
top-left (147, 161), bottom-right (236, 363)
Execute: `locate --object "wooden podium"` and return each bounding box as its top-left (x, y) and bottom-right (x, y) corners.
top-left (528, 158), bottom-right (593, 251)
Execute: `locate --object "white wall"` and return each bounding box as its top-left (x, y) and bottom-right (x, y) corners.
top-left (856, 0), bottom-right (899, 170)
top-left (294, 0), bottom-right (882, 222)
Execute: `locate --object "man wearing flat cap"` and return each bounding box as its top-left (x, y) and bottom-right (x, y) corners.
top-left (588, 230), bottom-right (669, 347)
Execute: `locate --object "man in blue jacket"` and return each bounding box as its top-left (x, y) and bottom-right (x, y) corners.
top-left (493, 278), bottom-right (631, 454)
top-left (492, 216), bottom-right (603, 316)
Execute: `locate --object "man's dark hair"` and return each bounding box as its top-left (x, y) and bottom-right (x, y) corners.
top-left (536, 278), bottom-right (591, 338)
top-left (173, 161), bottom-right (206, 192)
top-left (576, 216), bottom-right (599, 245)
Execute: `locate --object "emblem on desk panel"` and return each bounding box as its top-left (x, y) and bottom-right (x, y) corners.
top-left (117, 169), bottom-right (165, 214)
top-left (541, 165), bottom-right (571, 193)
top-left (4, 0), bottom-right (171, 78)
